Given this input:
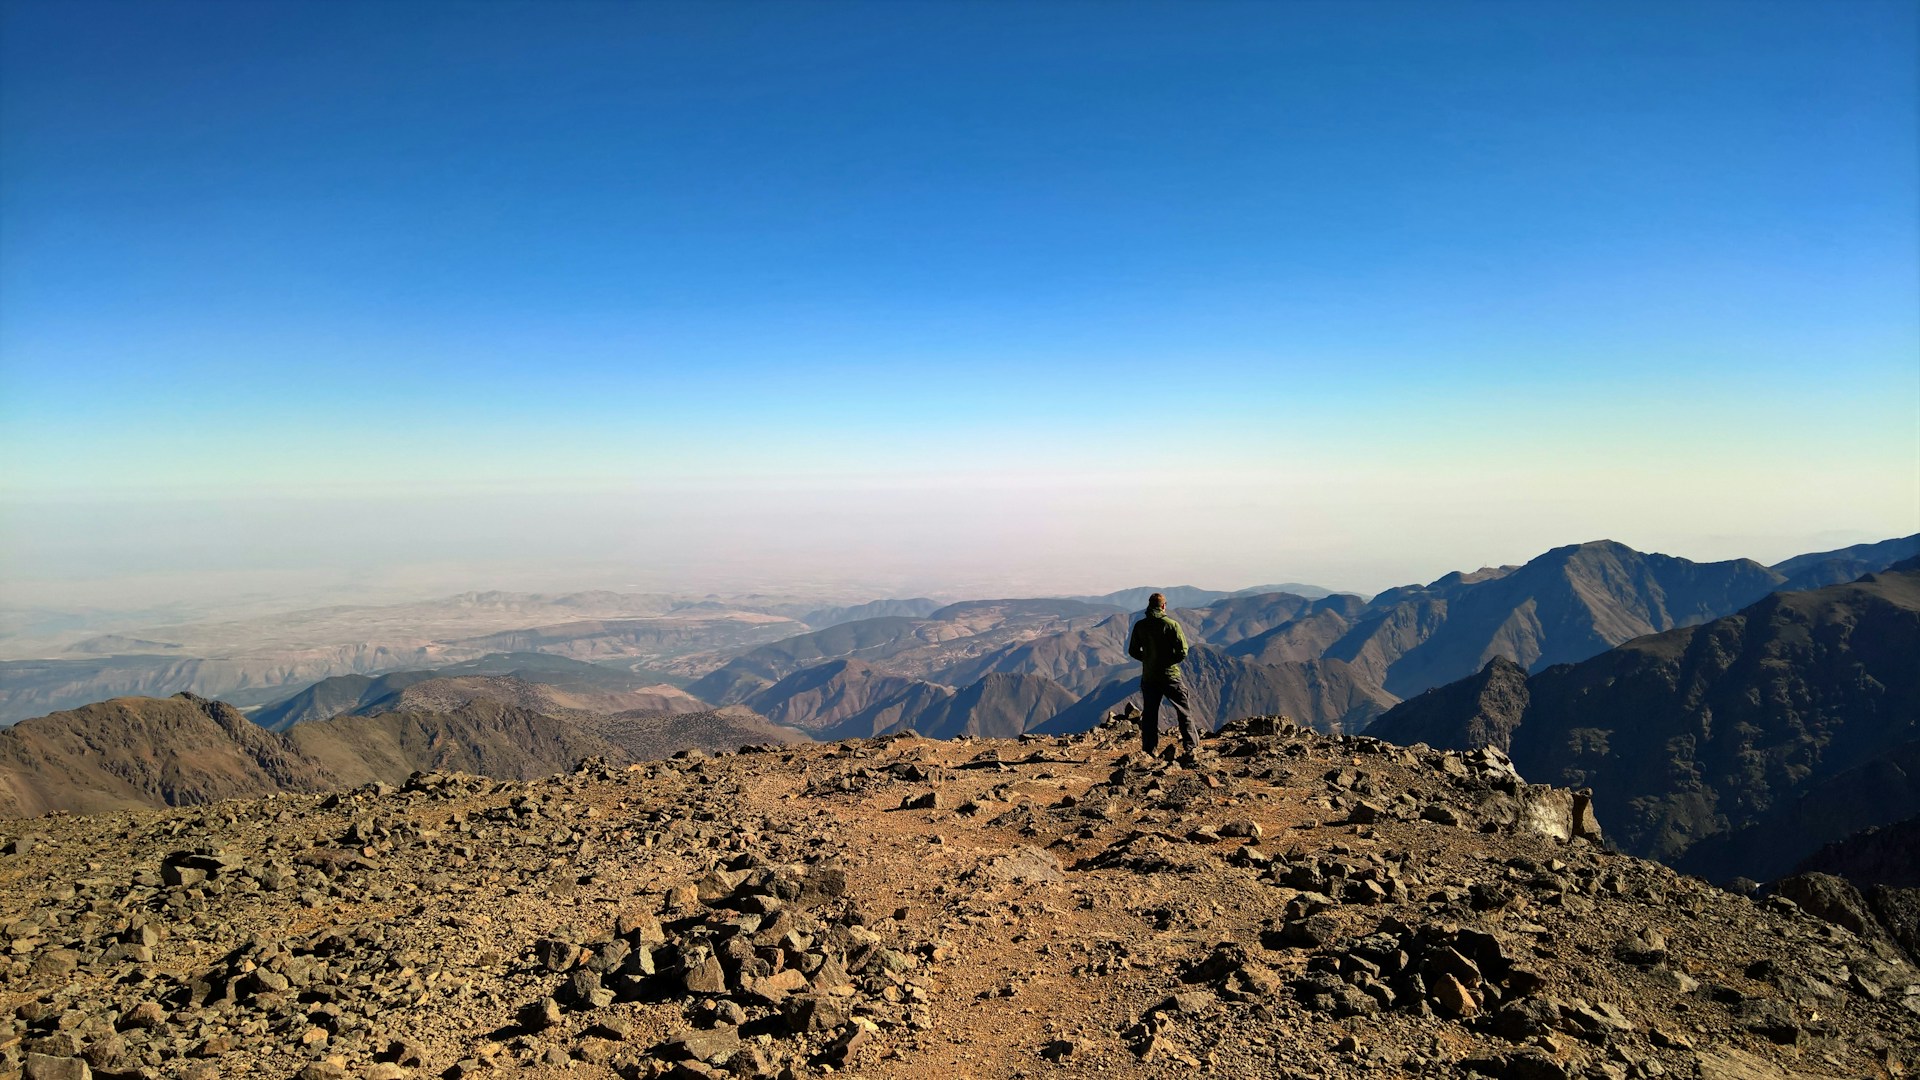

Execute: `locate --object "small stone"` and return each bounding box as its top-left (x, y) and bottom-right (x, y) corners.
top-left (824, 1021), bottom-right (872, 1067)
top-left (617, 911), bottom-right (666, 944)
top-left (161, 864), bottom-right (207, 888)
top-left (567, 969), bottom-right (603, 1007)
top-left (1433, 973), bottom-right (1479, 1017)
top-left (782, 994), bottom-right (850, 1033)
top-left (519, 997), bottom-right (562, 1032)
top-left (745, 967), bottom-right (809, 1003)
top-left (118, 1001), bottom-right (166, 1030)
top-left (681, 951), bottom-right (728, 995)
top-left (799, 866), bottom-right (849, 904)
top-left (666, 1027), bottom-right (741, 1064)
top-left (24, 1055), bottom-right (92, 1080)
top-left (1153, 991), bottom-right (1215, 1016)
top-left (1615, 931), bottom-right (1668, 966)
top-left (588, 1017), bottom-right (634, 1042)
top-left (533, 938), bottom-right (579, 972)
top-left (737, 893), bottom-right (783, 916)
top-left (1650, 1026), bottom-right (1694, 1050)
top-left (29, 950), bottom-right (78, 978)
top-left (1652, 968), bottom-right (1699, 993)
top-left (1280, 915), bottom-right (1341, 948)
top-left (573, 1037), bottom-right (618, 1065)
top-left (81, 1036), bottom-right (128, 1072)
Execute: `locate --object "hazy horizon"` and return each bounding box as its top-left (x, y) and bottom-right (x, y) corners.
top-left (4, 1), bottom-right (1915, 620)
top-left (0, 493), bottom-right (1907, 622)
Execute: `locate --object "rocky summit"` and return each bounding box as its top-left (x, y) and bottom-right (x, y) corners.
top-left (1, 717), bottom-right (1915, 1080)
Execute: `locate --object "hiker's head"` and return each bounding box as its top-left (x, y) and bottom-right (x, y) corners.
top-left (1147, 592), bottom-right (1166, 612)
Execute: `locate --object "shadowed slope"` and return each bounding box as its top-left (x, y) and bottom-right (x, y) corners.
top-left (1369, 564), bottom-right (1920, 876)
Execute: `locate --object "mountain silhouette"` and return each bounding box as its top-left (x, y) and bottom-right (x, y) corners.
top-left (1329, 539), bottom-right (1788, 698)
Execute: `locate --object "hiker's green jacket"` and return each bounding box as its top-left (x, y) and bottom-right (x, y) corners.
top-left (1127, 610), bottom-right (1189, 684)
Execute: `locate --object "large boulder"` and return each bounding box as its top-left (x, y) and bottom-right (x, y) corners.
top-left (1774, 873), bottom-right (1880, 940)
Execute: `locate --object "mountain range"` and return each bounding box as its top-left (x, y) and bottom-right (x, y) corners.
top-left (678, 536), bottom-right (1917, 748)
top-left (1368, 557), bottom-right (1920, 883)
top-left (4, 535), bottom-right (1916, 871)
top-left (251, 652), bottom-right (704, 731)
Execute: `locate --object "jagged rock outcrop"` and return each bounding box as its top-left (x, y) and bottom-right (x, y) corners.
top-left (1365, 655), bottom-right (1530, 752)
top-left (1785, 816), bottom-right (1920, 965)
top-left (1795, 815), bottom-right (1920, 888)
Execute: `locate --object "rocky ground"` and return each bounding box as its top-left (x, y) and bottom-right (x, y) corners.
top-left (1, 716), bottom-right (1915, 1080)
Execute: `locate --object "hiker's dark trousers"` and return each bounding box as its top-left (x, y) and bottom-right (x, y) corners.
top-left (1140, 677), bottom-right (1197, 754)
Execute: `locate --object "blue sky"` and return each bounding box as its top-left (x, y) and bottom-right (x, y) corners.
top-left (2, 0), bottom-right (1915, 604)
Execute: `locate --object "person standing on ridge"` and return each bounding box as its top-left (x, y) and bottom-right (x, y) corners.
top-left (1126, 592), bottom-right (1198, 758)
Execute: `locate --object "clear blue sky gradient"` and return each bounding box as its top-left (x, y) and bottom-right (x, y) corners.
top-left (2, 0), bottom-right (1916, 598)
